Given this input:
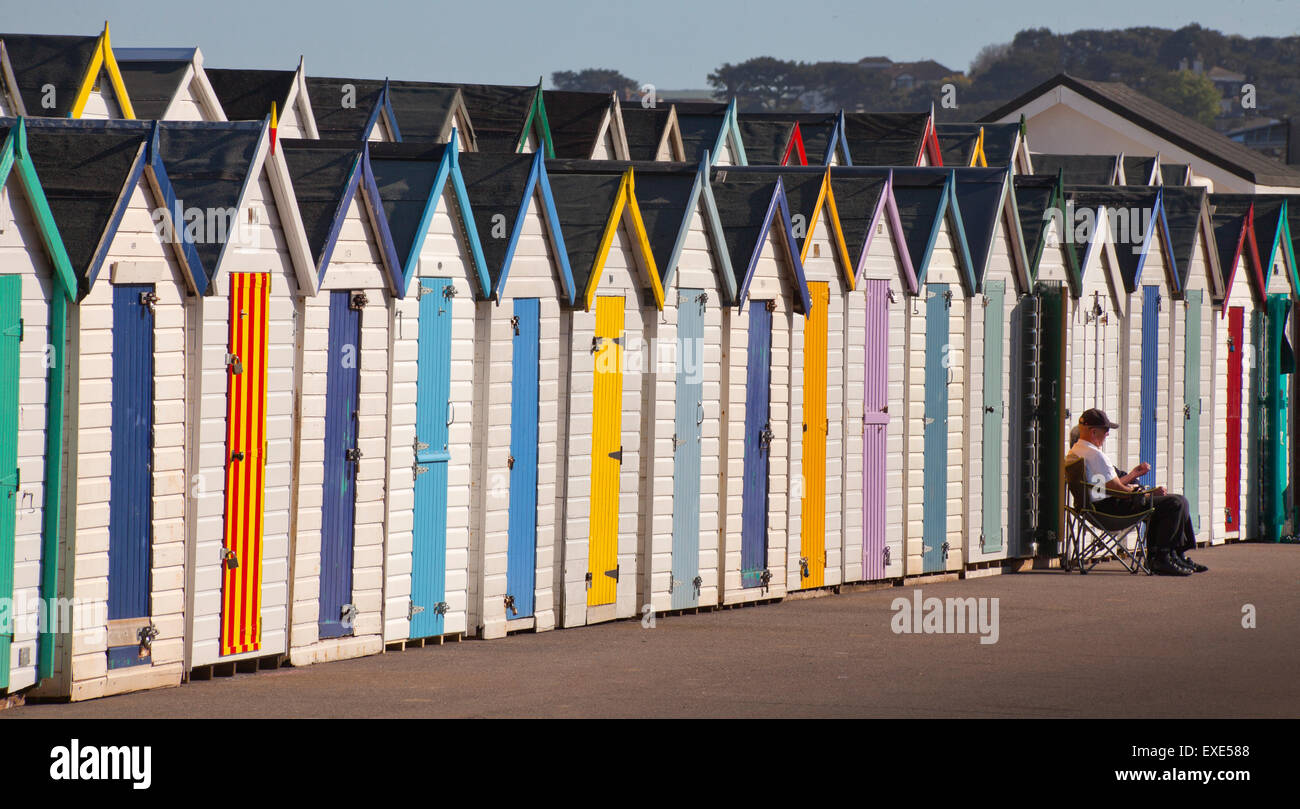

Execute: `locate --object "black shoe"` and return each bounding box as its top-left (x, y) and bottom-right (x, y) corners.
top-left (1175, 552), bottom-right (1208, 573)
top-left (1149, 550), bottom-right (1192, 576)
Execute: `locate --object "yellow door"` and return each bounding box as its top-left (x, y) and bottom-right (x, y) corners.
top-left (801, 282), bottom-right (828, 587)
top-left (588, 296), bottom-right (624, 606)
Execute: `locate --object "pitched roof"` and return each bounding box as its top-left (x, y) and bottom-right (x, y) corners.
top-left (544, 170), bottom-right (626, 296)
top-left (723, 166), bottom-right (830, 262)
top-left (709, 169), bottom-right (809, 311)
top-left (279, 138), bottom-right (363, 267)
top-left (950, 167), bottom-right (1011, 288)
top-left (621, 106), bottom-right (671, 160)
top-left (675, 102), bottom-right (729, 165)
top-left (1206, 193), bottom-right (1257, 302)
top-left (430, 82), bottom-right (540, 153)
top-left (1158, 185), bottom-right (1208, 290)
top-left (205, 68), bottom-right (296, 121)
top-left (360, 140), bottom-right (452, 274)
top-left (1032, 153), bottom-right (1118, 185)
top-left (154, 121), bottom-right (264, 281)
top-left (842, 112), bottom-right (929, 167)
top-left (306, 76), bottom-right (386, 140)
top-left (1013, 173), bottom-right (1062, 273)
top-left (0, 33), bottom-right (100, 117)
top-left (542, 90), bottom-right (612, 159)
top-left (384, 81), bottom-right (466, 144)
top-left (457, 151), bottom-right (537, 288)
top-left (20, 124), bottom-right (146, 293)
top-left (981, 73), bottom-right (1300, 188)
top-left (979, 123), bottom-right (1021, 169)
top-left (1122, 155), bottom-right (1158, 185)
top-left (825, 169), bottom-right (887, 274)
top-left (1250, 195), bottom-right (1288, 267)
top-left (1161, 162), bottom-right (1190, 185)
top-left (115, 58), bottom-right (190, 119)
top-left (936, 123), bottom-right (982, 167)
top-left (737, 117), bottom-right (795, 166)
top-left (1064, 185), bottom-right (1163, 292)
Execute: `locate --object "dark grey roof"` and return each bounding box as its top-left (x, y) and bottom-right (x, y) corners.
top-left (1033, 154), bottom-right (1118, 186)
top-left (116, 59), bottom-right (190, 119)
top-left (0, 33), bottom-right (100, 118)
top-left (621, 107), bottom-right (671, 161)
top-left (981, 74), bottom-right (1300, 188)
top-left (542, 90), bottom-right (611, 159)
top-left (205, 68), bottom-right (295, 122)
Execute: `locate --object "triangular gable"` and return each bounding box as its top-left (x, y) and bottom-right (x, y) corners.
top-left (368, 134), bottom-right (490, 298)
top-left (828, 167), bottom-right (918, 294)
top-left (206, 65), bottom-right (317, 137)
top-left (621, 105), bottom-right (675, 161)
top-left (709, 170), bottom-right (811, 313)
top-left (1123, 155), bottom-right (1159, 186)
top-left (385, 82), bottom-right (474, 147)
top-left (979, 122), bottom-right (1023, 171)
top-left (1208, 194), bottom-right (1261, 308)
top-left (889, 169), bottom-right (976, 293)
top-left (458, 150), bottom-right (573, 303)
top-left (842, 111), bottom-right (932, 167)
top-left (546, 167), bottom-right (663, 310)
top-left (936, 123), bottom-right (985, 167)
top-left (951, 167), bottom-right (1021, 290)
top-left (0, 119), bottom-right (77, 299)
top-left (1251, 197), bottom-right (1299, 296)
top-left (433, 82), bottom-right (550, 156)
top-left (0, 27), bottom-right (135, 119)
top-left (738, 113), bottom-right (842, 165)
top-left (280, 138), bottom-right (403, 293)
top-left (543, 90), bottom-right (618, 159)
top-left (1014, 174), bottom-right (1080, 293)
top-left (737, 116), bottom-right (797, 166)
top-left (305, 76), bottom-right (395, 141)
top-left (1064, 185), bottom-right (1170, 295)
top-left (674, 99), bottom-right (746, 166)
top-left (1160, 185), bottom-right (1222, 298)
top-left (1032, 153), bottom-right (1120, 185)
top-left (115, 47), bottom-right (226, 122)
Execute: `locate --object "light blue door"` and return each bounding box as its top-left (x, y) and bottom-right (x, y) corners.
top-left (922, 284), bottom-right (950, 573)
top-left (505, 298), bottom-right (539, 620)
top-left (411, 279), bottom-right (453, 637)
top-left (672, 290), bottom-right (705, 608)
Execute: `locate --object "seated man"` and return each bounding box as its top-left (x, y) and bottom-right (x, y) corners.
top-left (1066, 408), bottom-right (1208, 576)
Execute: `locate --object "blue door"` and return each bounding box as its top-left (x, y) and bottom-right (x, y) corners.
top-left (108, 284), bottom-right (155, 669)
top-left (672, 289), bottom-right (705, 608)
top-left (319, 290), bottom-right (362, 639)
top-left (741, 300), bottom-right (773, 589)
top-left (505, 298), bottom-right (539, 620)
top-left (411, 279), bottom-right (453, 637)
top-left (922, 284), bottom-right (950, 573)
top-left (1139, 286), bottom-right (1160, 488)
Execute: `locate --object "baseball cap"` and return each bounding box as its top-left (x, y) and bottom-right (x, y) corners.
top-left (1079, 408), bottom-right (1119, 430)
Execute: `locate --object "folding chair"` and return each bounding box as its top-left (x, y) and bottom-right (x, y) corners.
top-left (1062, 454), bottom-right (1155, 574)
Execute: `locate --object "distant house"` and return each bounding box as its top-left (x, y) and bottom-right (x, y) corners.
top-left (981, 73), bottom-right (1300, 193)
top-left (855, 56), bottom-right (958, 92)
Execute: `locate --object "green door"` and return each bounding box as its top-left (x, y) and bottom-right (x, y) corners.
top-left (0, 275), bottom-right (21, 688)
top-left (1183, 290), bottom-right (1202, 532)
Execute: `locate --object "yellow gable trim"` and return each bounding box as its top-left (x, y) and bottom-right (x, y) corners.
top-left (70, 25), bottom-right (136, 119)
top-left (582, 169), bottom-right (665, 311)
top-left (800, 171), bottom-right (857, 291)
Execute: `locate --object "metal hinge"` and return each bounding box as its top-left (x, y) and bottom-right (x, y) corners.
top-left (605, 566), bottom-right (620, 582)
top-left (414, 438), bottom-right (429, 451)
top-left (350, 291), bottom-right (368, 310)
top-left (1184, 403), bottom-right (1191, 419)
top-left (416, 284), bottom-right (434, 299)
top-left (979, 531), bottom-right (985, 552)
top-left (1225, 508), bottom-right (1233, 525)
top-left (1227, 336), bottom-right (1235, 352)
top-left (585, 572), bottom-right (593, 590)
top-left (609, 447), bottom-right (623, 463)
top-left (408, 601), bottom-right (425, 620)
top-left (413, 462), bottom-right (428, 476)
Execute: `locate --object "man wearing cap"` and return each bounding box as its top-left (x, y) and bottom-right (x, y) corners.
top-left (1066, 408), bottom-right (1207, 576)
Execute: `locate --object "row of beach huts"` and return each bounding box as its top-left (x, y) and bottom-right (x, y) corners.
top-left (0, 26), bottom-right (1295, 701)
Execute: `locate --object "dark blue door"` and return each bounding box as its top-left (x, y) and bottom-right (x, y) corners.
top-left (1139, 286), bottom-right (1160, 488)
top-left (108, 284), bottom-right (154, 669)
top-left (741, 300), bottom-right (773, 589)
top-left (505, 298), bottom-right (539, 619)
top-left (319, 290), bottom-right (361, 639)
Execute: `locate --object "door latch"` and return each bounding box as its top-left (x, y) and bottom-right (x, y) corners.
top-left (350, 291), bottom-right (368, 310)
top-left (883, 546), bottom-right (891, 566)
top-left (504, 595), bottom-right (517, 616)
top-left (137, 624), bottom-right (159, 658)
top-left (139, 291), bottom-right (160, 312)
top-left (799, 556), bottom-right (810, 579)
top-left (693, 575), bottom-right (702, 595)
top-left (507, 454), bottom-right (515, 469)
top-left (765, 299), bottom-right (777, 312)
top-left (442, 285), bottom-right (457, 298)
top-left (340, 604), bottom-right (359, 626)
top-left (759, 569), bottom-right (772, 593)
top-left (230, 450), bottom-right (245, 462)
top-left (941, 541), bottom-right (950, 560)
top-left (226, 353), bottom-right (244, 375)
top-left (584, 572), bottom-right (593, 590)
top-left (346, 447), bottom-right (363, 463)
top-left (221, 548), bottom-right (239, 570)
top-left (432, 602), bottom-right (449, 615)
top-left (510, 315), bottom-right (520, 335)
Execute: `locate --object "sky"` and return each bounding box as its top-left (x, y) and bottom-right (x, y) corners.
top-left (5, 0), bottom-right (1298, 89)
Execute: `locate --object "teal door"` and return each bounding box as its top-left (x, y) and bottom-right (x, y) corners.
top-left (922, 284), bottom-right (950, 573)
top-left (0, 276), bottom-right (20, 688)
top-left (1183, 290), bottom-right (1202, 532)
top-left (981, 281), bottom-right (1005, 554)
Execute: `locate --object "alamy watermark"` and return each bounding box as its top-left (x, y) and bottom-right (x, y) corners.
top-left (1044, 202), bottom-right (1153, 255)
top-left (890, 589), bottom-right (999, 644)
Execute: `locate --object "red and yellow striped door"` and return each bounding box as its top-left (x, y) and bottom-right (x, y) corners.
top-left (220, 273), bottom-right (270, 656)
top-left (588, 296), bottom-right (624, 607)
top-left (801, 282), bottom-right (828, 587)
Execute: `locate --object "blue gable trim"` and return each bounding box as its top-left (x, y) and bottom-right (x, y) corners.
top-left (358, 143), bottom-right (405, 295)
top-left (380, 79), bottom-right (402, 143)
top-left (315, 150), bottom-right (364, 285)
top-left (142, 122), bottom-right (208, 296)
top-left (697, 151), bottom-right (738, 306)
top-left (488, 151), bottom-right (537, 300)
top-left (657, 156), bottom-right (706, 293)
top-left (532, 156), bottom-right (577, 306)
top-left (85, 146), bottom-right (147, 295)
top-left (839, 110), bottom-right (854, 167)
top-left (941, 174), bottom-right (978, 295)
top-left (736, 176), bottom-right (810, 315)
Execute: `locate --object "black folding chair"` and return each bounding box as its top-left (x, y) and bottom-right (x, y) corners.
top-left (1062, 454), bottom-right (1155, 574)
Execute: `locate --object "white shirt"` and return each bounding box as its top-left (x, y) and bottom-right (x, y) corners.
top-left (1068, 439), bottom-right (1120, 502)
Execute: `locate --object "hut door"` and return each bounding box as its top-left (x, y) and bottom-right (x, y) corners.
top-left (1247, 310), bottom-right (1265, 540)
top-left (1038, 282), bottom-right (1065, 556)
top-left (1139, 286), bottom-right (1161, 488)
top-left (1263, 295), bottom-right (1294, 542)
top-left (922, 284), bottom-right (950, 574)
top-left (411, 280), bottom-right (454, 637)
top-left (1008, 293), bottom-right (1040, 557)
top-left (1225, 307), bottom-right (1243, 534)
top-left (800, 282), bottom-right (829, 587)
top-left (980, 280), bottom-right (1006, 554)
top-left (588, 296), bottom-right (624, 607)
top-left (318, 290), bottom-right (362, 639)
top-left (108, 284), bottom-right (155, 669)
top-left (1183, 290), bottom-right (1202, 531)
top-left (741, 299), bottom-right (773, 589)
top-left (862, 279), bottom-right (890, 579)
top-left (220, 273), bottom-right (269, 656)
top-left (506, 298), bottom-right (540, 619)
top-left (0, 276), bottom-right (21, 685)
top-left (671, 290), bottom-right (705, 609)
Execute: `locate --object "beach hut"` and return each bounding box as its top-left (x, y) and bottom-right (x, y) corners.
top-left (936, 124), bottom-right (986, 167)
top-left (726, 165), bottom-right (854, 590)
top-left (737, 116), bottom-right (800, 166)
top-left (22, 119), bottom-right (207, 699)
top-left (542, 90), bottom-right (629, 159)
top-left (1007, 174), bottom-right (1081, 558)
top-left (949, 167), bottom-right (1031, 570)
top-left (367, 137), bottom-right (490, 646)
top-left (545, 162), bottom-right (662, 625)
top-left (841, 111), bottom-right (941, 166)
top-left (1123, 155), bottom-right (1160, 186)
top-left (429, 82), bottom-right (551, 155)
top-left (674, 100), bottom-right (746, 166)
top-left (1207, 194), bottom-right (1264, 542)
top-left (280, 138), bottom-right (401, 664)
top-left (0, 119), bottom-right (76, 695)
top-left (114, 47), bottom-right (225, 121)
top-left (1160, 187), bottom-right (1223, 542)
top-left (1033, 154), bottom-right (1122, 185)
top-left (384, 81), bottom-right (475, 147)
top-left (979, 121), bottom-right (1032, 174)
top-left (455, 150), bottom-right (574, 636)
top-left (709, 168), bottom-right (810, 602)
top-left (885, 169), bottom-right (976, 575)
top-left (206, 62), bottom-right (320, 138)
top-left (826, 167), bottom-right (915, 581)
top-left (305, 77), bottom-right (398, 142)
top-left (621, 105), bottom-right (683, 161)
top-left (161, 120), bottom-right (317, 676)
top-left (0, 26), bottom-right (135, 119)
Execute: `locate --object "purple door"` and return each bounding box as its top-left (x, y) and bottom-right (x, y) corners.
top-left (862, 279), bottom-right (890, 579)
top-left (741, 300), bottom-right (773, 589)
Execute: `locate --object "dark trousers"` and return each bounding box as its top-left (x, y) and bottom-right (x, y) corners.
top-left (1093, 493), bottom-right (1195, 552)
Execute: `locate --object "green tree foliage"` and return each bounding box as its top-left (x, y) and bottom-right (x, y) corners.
top-left (1143, 70), bottom-right (1222, 125)
top-left (708, 57), bottom-right (806, 111)
top-left (551, 69), bottom-right (639, 96)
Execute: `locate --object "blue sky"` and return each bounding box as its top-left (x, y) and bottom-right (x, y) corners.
top-left (6, 0), bottom-right (1297, 88)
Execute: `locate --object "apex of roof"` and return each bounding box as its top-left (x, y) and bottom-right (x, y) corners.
top-left (980, 73), bottom-right (1300, 188)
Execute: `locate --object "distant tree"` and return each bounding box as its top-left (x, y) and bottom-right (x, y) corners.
top-left (802, 61), bottom-right (893, 111)
top-left (969, 42), bottom-right (1011, 76)
top-left (707, 57), bottom-right (806, 111)
top-left (551, 69), bottom-right (639, 96)
top-left (1143, 70), bottom-right (1221, 125)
